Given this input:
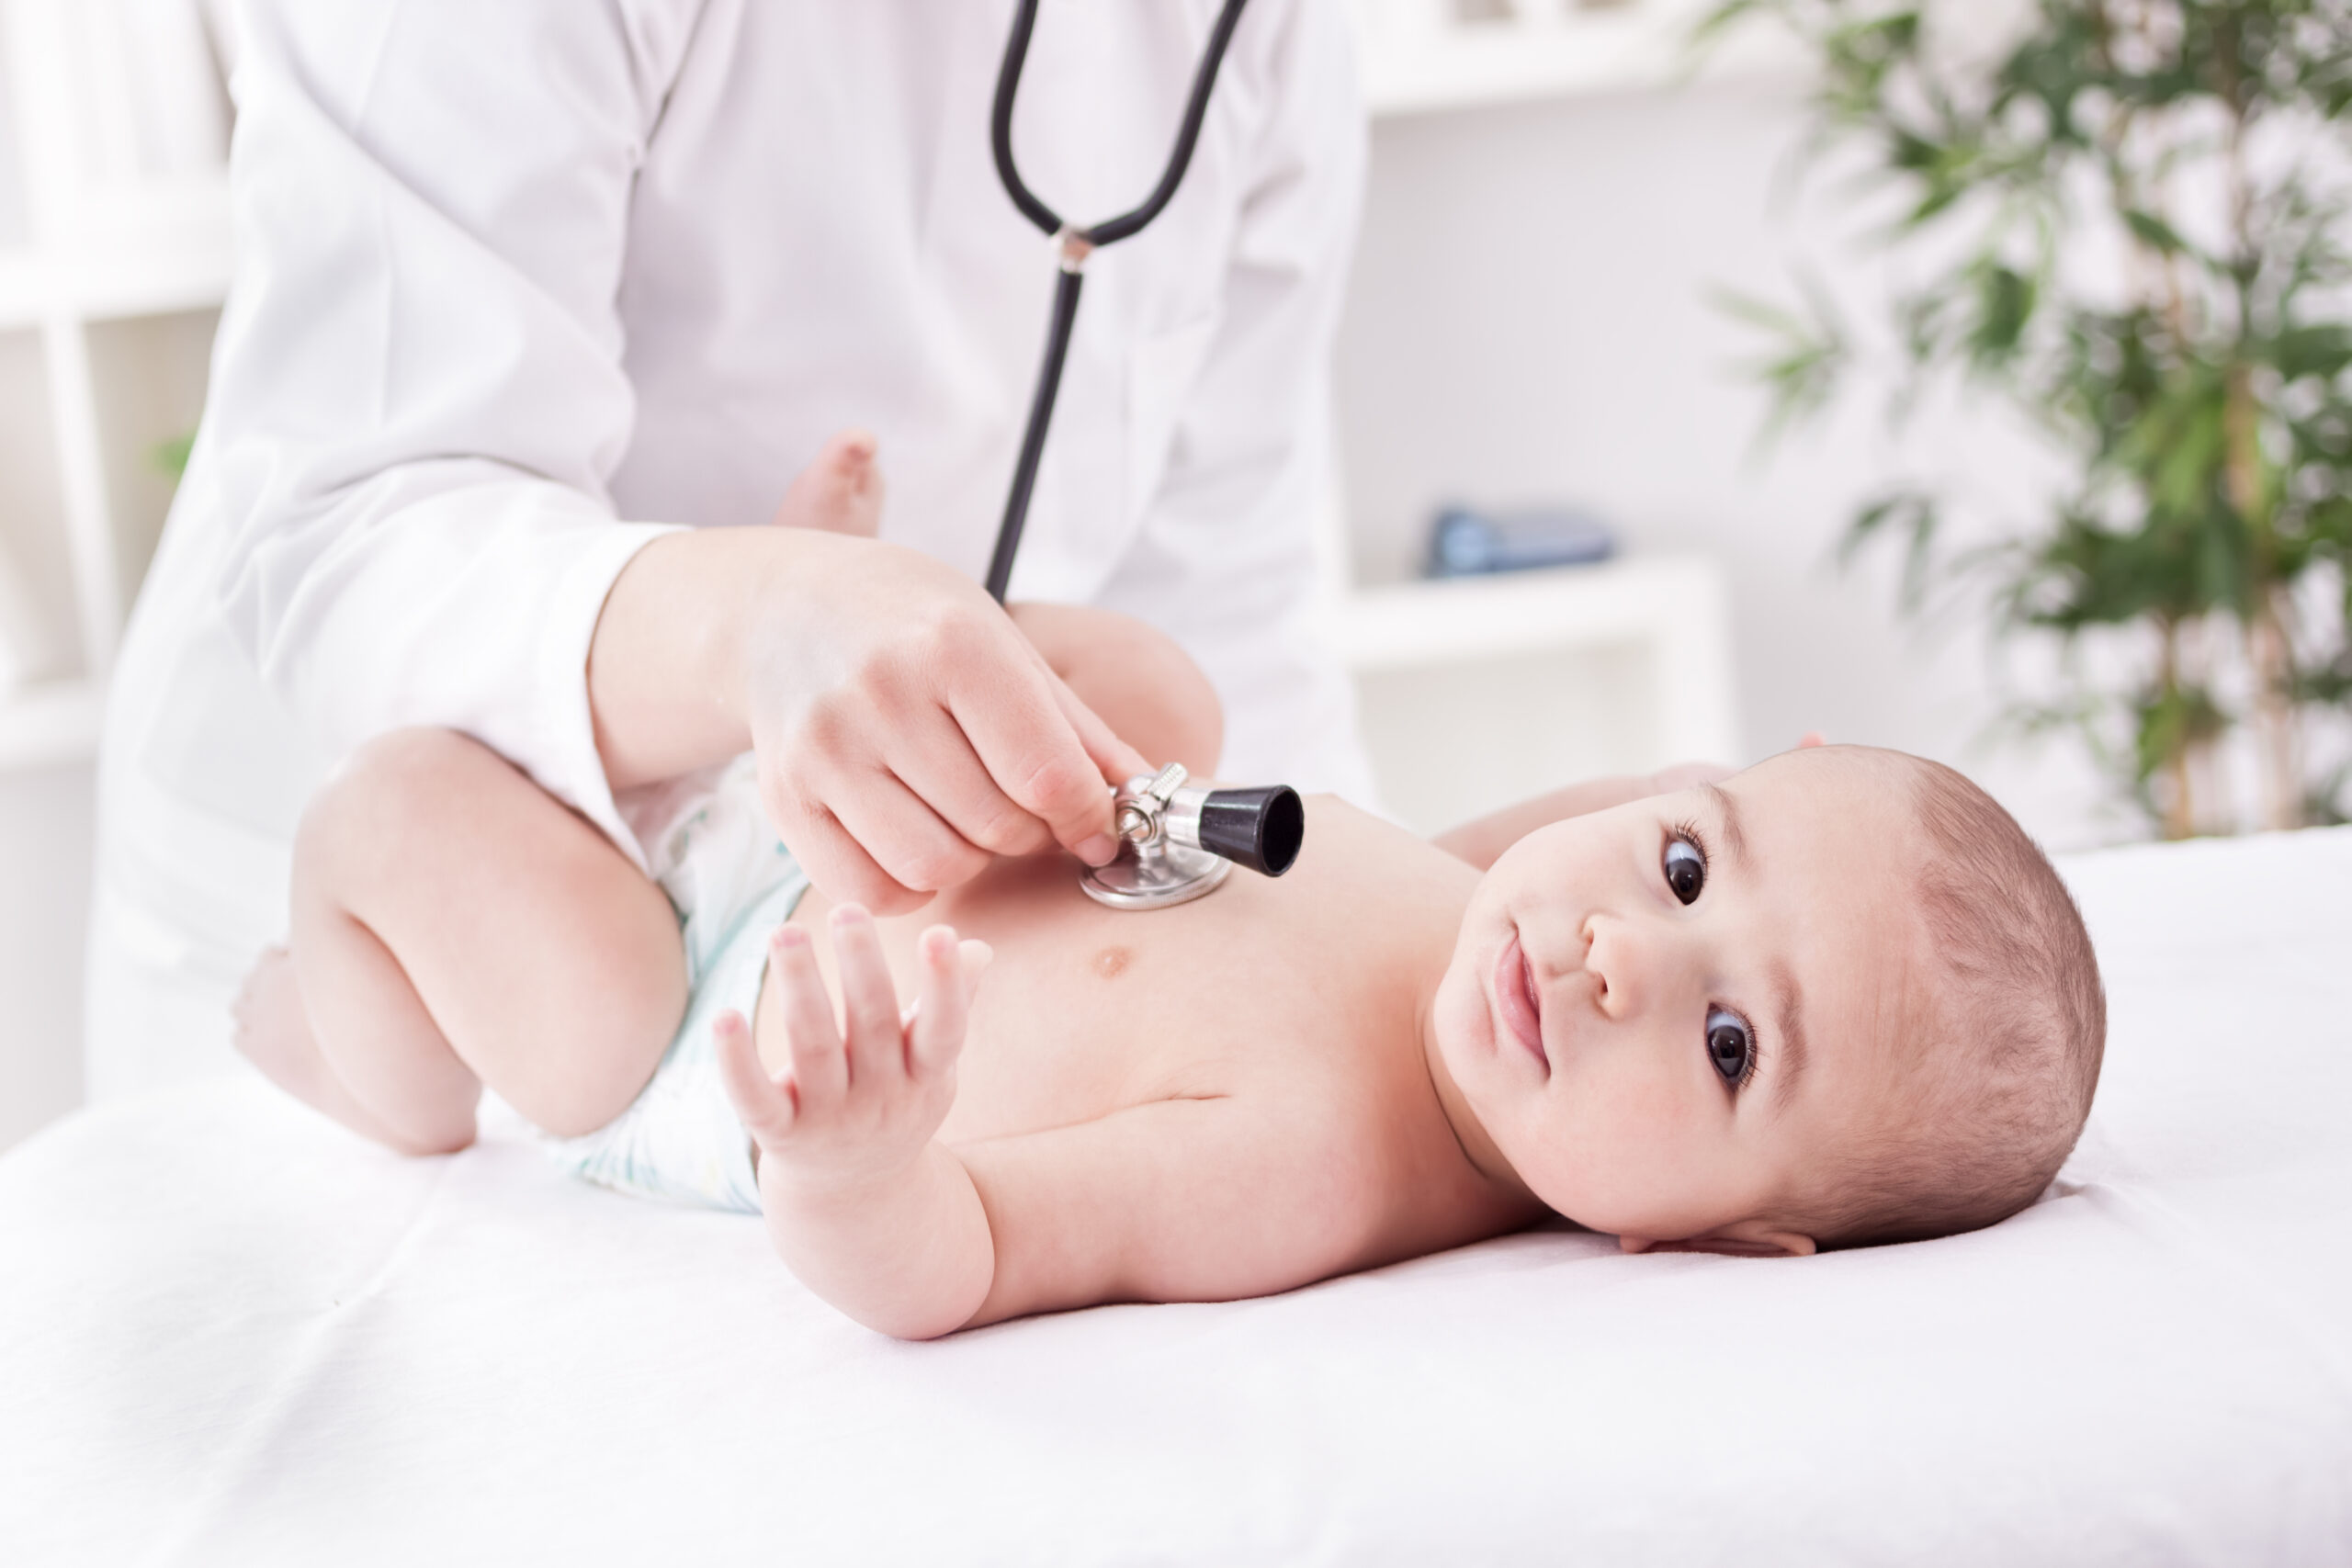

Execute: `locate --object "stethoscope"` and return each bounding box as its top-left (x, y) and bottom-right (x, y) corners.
top-left (984, 0), bottom-right (1303, 910)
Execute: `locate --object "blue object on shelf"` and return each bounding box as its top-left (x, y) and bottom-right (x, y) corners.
top-left (1424, 505), bottom-right (1618, 579)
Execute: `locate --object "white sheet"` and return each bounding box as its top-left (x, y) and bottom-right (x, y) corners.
top-left (6, 828), bottom-right (2350, 1565)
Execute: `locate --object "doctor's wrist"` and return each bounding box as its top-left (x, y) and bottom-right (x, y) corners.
top-left (589, 525), bottom-right (821, 790)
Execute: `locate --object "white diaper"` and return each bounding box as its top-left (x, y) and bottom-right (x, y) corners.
top-left (542, 756), bottom-right (803, 1214)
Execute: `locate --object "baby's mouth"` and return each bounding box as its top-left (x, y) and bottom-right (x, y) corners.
top-left (1492, 930), bottom-right (1549, 1074)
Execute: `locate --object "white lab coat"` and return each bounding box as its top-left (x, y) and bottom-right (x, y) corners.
top-left (87, 0), bottom-right (1371, 1099)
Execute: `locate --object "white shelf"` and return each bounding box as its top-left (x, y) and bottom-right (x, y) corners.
top-left (1327, 555), bottom-right (1741, 830)
top-left (0, 677), bottom-right (104, 772)
top-left (1355, 0), bottom-right (1804, 118)
top-left (0, 245), bottom-right (41, 328)
top-left (0, 188), bottom-right (230, 331)
top-left (1330, 554), bottom-right (1713, 670)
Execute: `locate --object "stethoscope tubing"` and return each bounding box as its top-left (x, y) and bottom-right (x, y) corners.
top-left (983, 0), bottom-right (1251, 603)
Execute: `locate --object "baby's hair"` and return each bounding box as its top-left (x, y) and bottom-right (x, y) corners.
top-left (1807, 751), bottom-right (2106, 1247)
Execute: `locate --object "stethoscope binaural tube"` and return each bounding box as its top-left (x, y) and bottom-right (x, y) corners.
top-left (983, 0), bottom-right (1252, 604)
top-left (988, 5), bottom-right (1306, 911)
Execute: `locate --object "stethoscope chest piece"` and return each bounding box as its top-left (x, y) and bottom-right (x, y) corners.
top-left (1080, 837), bottom-right (1232, 911)
top-left (1080, 762), bottom-right (1304, 911)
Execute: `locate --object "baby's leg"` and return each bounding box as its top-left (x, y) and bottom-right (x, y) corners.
top-left (1008, 603), bottom-right (1225, 779)
top-left (239, 728), bottom-right (686, 1155)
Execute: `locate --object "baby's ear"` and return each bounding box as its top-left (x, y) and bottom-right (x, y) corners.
top-left (1619, 1224), bottom-right (1815, 1258)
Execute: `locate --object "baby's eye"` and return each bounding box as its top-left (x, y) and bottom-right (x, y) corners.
top-left (1706, 1008), bottom-right (1752, 1087)
top-left (1663, 837), bottom-right (1706, 905)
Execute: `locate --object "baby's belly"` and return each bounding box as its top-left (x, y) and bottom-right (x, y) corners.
top-left (786, 852), bottom-right (1293, 1143)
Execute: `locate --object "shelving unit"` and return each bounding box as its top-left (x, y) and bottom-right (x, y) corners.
top-left (1331, 0), bottom-right (1763, 827)
top-left (0, 0), bottom-right (230, 773)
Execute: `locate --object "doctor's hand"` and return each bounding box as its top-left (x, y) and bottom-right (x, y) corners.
top-left (741, 533), bottom-right (1153, 911)
top-left (591, 525), bottom-right (1149, 915)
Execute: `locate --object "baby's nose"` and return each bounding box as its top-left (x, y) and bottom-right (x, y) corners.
top-left (1581, 919), bottom-right (1629, 1020)
top-left (1583, 917), bottom-right (1666, 1023)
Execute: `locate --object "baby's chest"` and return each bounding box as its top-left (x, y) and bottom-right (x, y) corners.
top-left (797, 858), bottom-right (1410, 1145)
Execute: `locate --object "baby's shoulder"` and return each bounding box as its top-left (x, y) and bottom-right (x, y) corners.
top-left (1292, 795), bottom-right (1480, 897)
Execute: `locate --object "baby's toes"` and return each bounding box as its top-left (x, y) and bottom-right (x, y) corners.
top-left (770, 430), bottom-right (882, 537)
top-left (232, 947), bottom-right (309, 1066)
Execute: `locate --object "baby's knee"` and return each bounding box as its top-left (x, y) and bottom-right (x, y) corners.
top-left (1008, 604), bottom-right (1224, 777)
top-left (297, 728), bottom-right (502, 895)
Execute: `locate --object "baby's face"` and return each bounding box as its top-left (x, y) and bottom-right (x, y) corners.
top-left (1432, 750), bottom-right (1923, 1252)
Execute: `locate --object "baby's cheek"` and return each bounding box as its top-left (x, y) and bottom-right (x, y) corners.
top-left (1555, 1076), bottom-right (1704, 1223)
top-left (1428, 964), bottom-right (1481, 1061)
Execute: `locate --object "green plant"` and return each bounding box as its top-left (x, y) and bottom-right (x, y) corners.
top-left (150, 432), bottom-right (195, 481)
top-left (1705, 0), bottom-right (2352, 837)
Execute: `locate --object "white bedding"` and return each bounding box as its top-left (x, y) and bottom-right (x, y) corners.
top-left (6, 828), bottom-right (2350, 1565)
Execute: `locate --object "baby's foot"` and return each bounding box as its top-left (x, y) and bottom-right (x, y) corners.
top-left (233, 947), bottom-right (320, 1094)
top-left (232, 948), bottom-right (407, 1145)
top-left (769, 428), bottom-right (885, 537)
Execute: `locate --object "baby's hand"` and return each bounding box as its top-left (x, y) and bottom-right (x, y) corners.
top-left (715, 908), bottom-right (989, 1194)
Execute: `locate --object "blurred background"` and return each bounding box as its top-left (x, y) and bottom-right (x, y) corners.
top-left (12, 0), bottom-right (2333, 1153)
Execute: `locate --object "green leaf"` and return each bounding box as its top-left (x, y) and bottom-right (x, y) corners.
top-left (2120, 208), bottom-right (2188, 255)
top-left (1841, 486), bottom-right (1945, 609)
top-left (1711, 274), bottom-right (1852, 444)
top-left (1968, 261), bottom-right (2038, 368)
top-left (149, 433), bottom-right (196, 481)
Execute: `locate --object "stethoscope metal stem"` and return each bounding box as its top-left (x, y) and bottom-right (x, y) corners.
top-left (984, 243), bottom-right (1089, 604)
top-left (983, 0), bottom-right (1251, 604)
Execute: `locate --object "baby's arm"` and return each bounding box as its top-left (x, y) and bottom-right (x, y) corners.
top-left (1008, 602), bottom-right (1224, 781)
top-left (716, 911), bottom-right (995, 1339)
top-left (1433, 761), bottom-right (1732, 872)
top-left (718, 909), bottom-right (1357, 1337)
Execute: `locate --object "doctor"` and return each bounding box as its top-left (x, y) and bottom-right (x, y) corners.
top-left (87, 0), bottom-right (1373, 1096)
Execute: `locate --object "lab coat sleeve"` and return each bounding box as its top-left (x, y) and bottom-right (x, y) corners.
top-left (1096, 0), bottom-right (1370, 797)
top-left (204, 0), bottom-right (708, 865)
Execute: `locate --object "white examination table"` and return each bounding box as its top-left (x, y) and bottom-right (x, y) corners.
top-left (5, 828), bottom-right (2349, 1565)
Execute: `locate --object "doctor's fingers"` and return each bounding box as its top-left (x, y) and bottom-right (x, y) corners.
top-left (766, 787), bottom-right (929, 917)
top-left (819, 768), bottom-right (994, 900)
top-left (947, 660), bottom-right (1123, 864)
top-left (878, 714), bottom-right (1058, 859)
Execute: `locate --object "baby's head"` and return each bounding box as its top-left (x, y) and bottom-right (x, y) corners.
top-left (1432, 745), bottom-right (2104, 1255)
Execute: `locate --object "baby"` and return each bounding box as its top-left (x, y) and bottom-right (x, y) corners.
top-left (237, 444), bottom-right (2107, 1340)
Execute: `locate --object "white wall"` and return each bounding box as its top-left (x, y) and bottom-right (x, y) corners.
top-left (0, 762), bottom-right (91, 1151)
top-left (1335, 76), bottom-right (2120, 852)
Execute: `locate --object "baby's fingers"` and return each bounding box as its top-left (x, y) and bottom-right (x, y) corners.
top-left (830, 905), bottom-right (906, 1088)
top-left (715, 1010), bottom-right (796, 1150)
top-left (909, 926), bottom-right (989, 1075)
top-left (769, 925), bottom-right (848, 1108)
